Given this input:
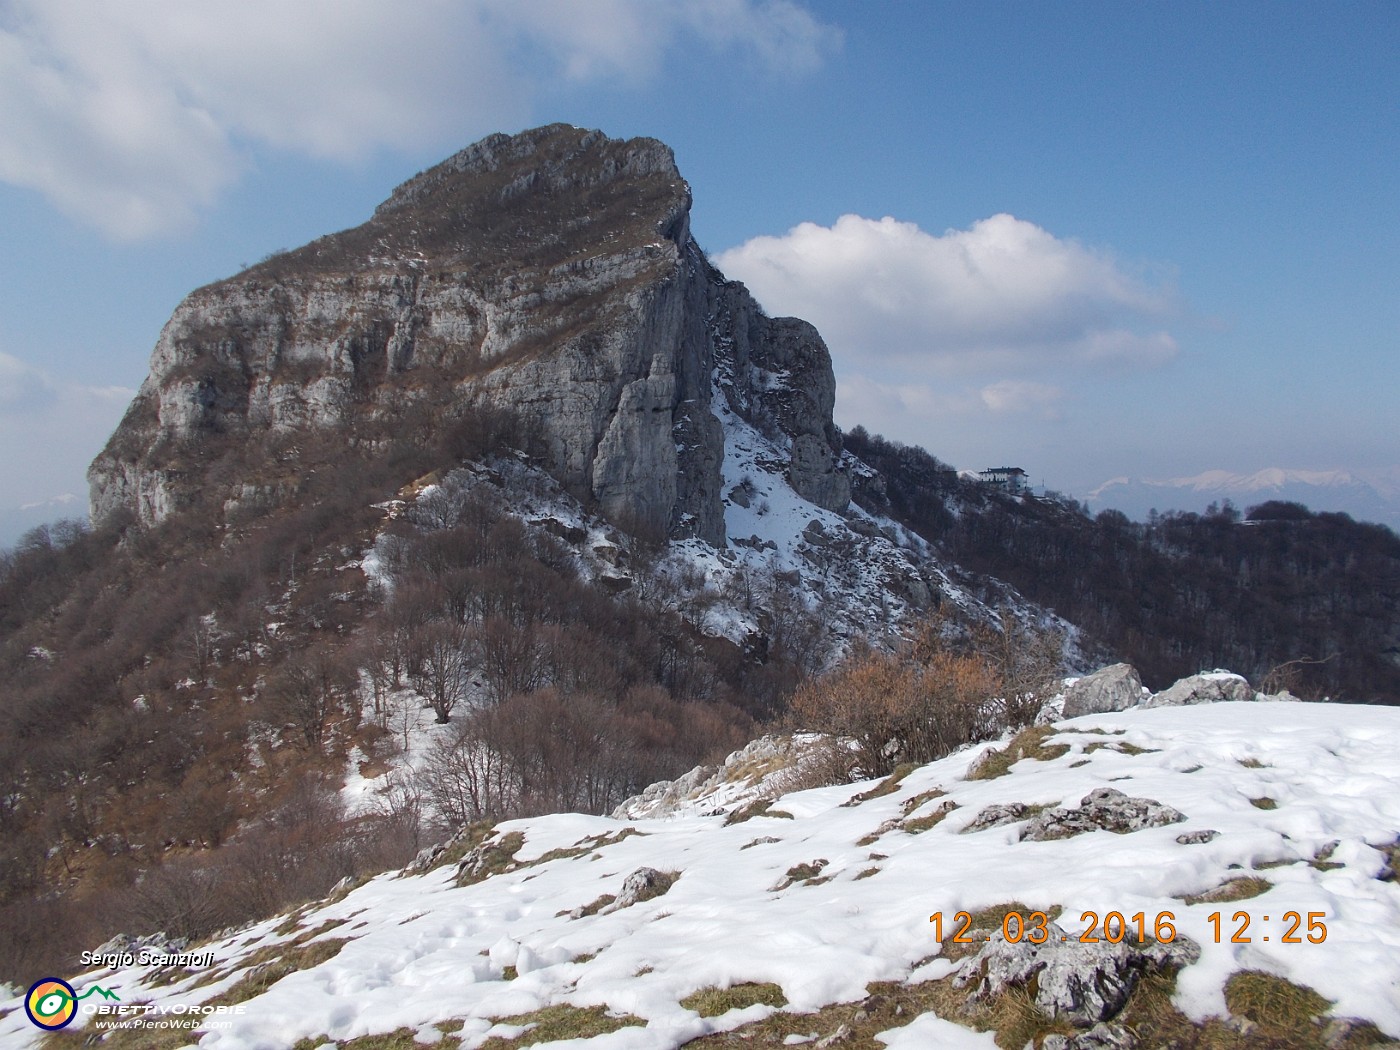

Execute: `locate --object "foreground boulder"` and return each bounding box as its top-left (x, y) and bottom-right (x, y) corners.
top-left (1062, 663), bottom-right (1145, 717)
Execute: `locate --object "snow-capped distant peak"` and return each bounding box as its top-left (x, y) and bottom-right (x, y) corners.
top-left (17, 492), bottom-right (81, 512)
top-left (1086, 466), bottom-right (1400, 530)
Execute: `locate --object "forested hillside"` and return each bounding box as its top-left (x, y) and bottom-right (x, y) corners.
top-left (846, 427), bottom-right (1400, 702)
top-left (0, 428), bottom-right (790, 983)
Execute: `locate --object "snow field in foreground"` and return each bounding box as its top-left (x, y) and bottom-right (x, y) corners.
top-left (3, 702), bottom-right (1397, 1049)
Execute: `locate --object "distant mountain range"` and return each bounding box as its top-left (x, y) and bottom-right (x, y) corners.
top-left (0, 492), bottom-right (84, 548)
top-left (1085, 467), bottom-right (1400, 532)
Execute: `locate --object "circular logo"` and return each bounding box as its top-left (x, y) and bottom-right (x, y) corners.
top-left (25, 978), bottom-right (77, 1030)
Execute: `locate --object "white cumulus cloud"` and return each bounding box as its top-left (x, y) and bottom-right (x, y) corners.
top-left (716, 212), bottom-right (1180, 373)
top-left (0, 0), bottom-right (840, 238)
top-left (724, 213), bottom-right (1187, 464)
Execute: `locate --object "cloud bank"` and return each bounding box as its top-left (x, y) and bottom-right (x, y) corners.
top-left (717, 212), bottom-right (1179, 374)
top-left (718, 211), bottom-right (1183, 455)
top-left (0, 0), bottom-right (840, 238)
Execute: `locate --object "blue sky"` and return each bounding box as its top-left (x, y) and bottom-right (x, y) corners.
top-left (1, 0), bottom-right (1396, 539)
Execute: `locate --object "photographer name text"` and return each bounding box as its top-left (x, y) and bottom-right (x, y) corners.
top-left (80, 950), bottom-right (218, 969)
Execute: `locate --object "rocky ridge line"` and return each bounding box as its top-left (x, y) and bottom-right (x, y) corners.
top-left (88, 124), bottom-right (848, 548)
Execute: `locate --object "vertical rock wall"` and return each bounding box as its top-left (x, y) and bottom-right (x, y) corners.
top-left (88, 125), bottom-right (848, 547)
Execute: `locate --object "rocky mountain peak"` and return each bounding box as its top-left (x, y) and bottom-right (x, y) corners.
top-left (374, 123), bottom-right (687, 237)
top-left (89, 124), bottom-right (848, 544)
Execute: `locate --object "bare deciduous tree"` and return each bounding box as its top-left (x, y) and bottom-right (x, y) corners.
top-left (473, 617), bottom-right (546, 705)
top-left (267, 648), bottom-right (358, 753)
top-left (408, 621), bottom-right (471, 723)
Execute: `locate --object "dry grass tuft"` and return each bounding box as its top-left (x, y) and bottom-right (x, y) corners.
top-left (967, 726), bottom-right (1069, 781)
top-left (773, 859), bottom-right (829, 890)
top-left (477, 1004), bottom-right (644, 1048)
top-left (1181, 876), bottom-right (1272, 905)
top-left (841, 763), bottom-right (919, 807)
top-left (681, 982), bottom-right (788, 1017)
top-left (1372, 837), bottom-right (1400, 881)
top-left (902, 800), bottom-right (959, 834)
top-left (724, 798), bottom-right (796, 826)
top-left (528, 827), bottom-right (645, 866)
top-left (289, 1026), bottom-right (463, 1049)
top-left (1225, 970), bottom-right (1332, 1032)
top-left (208, 937), bottom-right (349, 1008)
top-left (1083, 739), bottom-right (1159, 757)
top-left (900, 788), bottom-right (946, 814)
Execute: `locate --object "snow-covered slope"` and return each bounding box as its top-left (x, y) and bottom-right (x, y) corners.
top-left (369, 407), bottom-right (1075, 675)
top-left (10, 700), bottom-right (1398, 1048)
top-left (661, 386), bottom-right (1046, 654)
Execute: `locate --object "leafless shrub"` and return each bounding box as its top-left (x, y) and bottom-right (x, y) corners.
top-left (1260, 654), bottom-right (1336, 699)
top-left (789, 617), bottom-right (1063, 779)
top-left (124, 857), bottom-right (234, 942)
top-left (422, 721), bottom-right (516, 827)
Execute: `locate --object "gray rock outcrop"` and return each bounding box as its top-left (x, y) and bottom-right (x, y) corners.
top-left (89, 124), bottom-right (848, 545)
top-left (960, 788), bottom-right (1185, 840)
top-left (600, 866), bottom-right (677, 912)
top-left (1020, 787), bottom-right (1185, 841)
top-left (956, 919), bottom-right (1199, 1026)
top-left (1145, 670), bottom-right (1255, 707)
top-left (1062, 663), bottom-right (1145, 717)
top-left (1040, 1023), bottom-right (1139, 1049)
top-left (611, 734), bottom-right (827, 821)
top-left (960, 802), bottom-right (1040, 835)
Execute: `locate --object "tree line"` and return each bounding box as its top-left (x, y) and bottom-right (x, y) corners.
top-left (845, 426), bottom-right (1400, 702)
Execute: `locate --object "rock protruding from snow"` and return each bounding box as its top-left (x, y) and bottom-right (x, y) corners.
top-left (956, 920), bottom-right (1200, 1026)
top-left (961, 789), bottom-right (1184, 841)
top-left (1062, 664), bottom-right (1145, 717)
top-left (612, 762), bottom-right (721, 821)
top-left (407, 843), bottom-right (448, 874)
top-left (1040, 1022), bottom-right (1140, 1049)
top-left (961, 802), bottom-right (1041, 835)
top-left (1146, 670), bottom-right (1255, 707)
top-left (1175, 829), bottom-right (1219, 845)
top-left (612, 734), bottom-right (825, 820)
top-left (1021, 788), bottom-right (1185, 841)
top-left (600, 867), bottom-right (677, 913)
top-left (405, 822), bottom-right (486, 875)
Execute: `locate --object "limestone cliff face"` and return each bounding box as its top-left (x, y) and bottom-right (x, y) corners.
top-left (89, 124), bottom-right (848, 544)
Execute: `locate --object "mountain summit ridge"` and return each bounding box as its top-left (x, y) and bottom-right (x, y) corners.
top-left (87, 124), bottom-right (849, 545)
